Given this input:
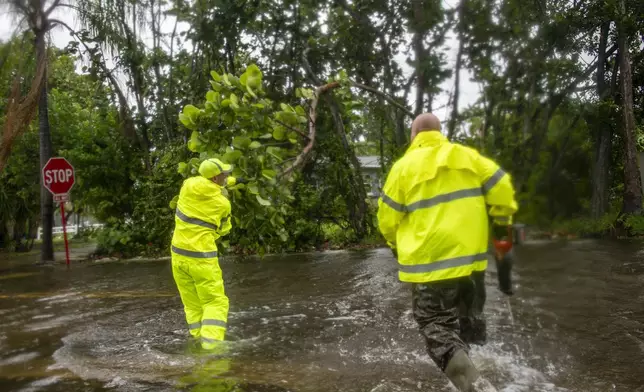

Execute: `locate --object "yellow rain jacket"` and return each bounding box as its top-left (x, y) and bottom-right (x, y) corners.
top-left (377, 131), bottom-right (518, 283)
top-left (171, 176), bottom-right (232, 349)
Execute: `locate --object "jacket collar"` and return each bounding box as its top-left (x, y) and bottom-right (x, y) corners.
top-left (408, 131), bottom-right (447, 152)
top-left (190, 176), bottom-right (223, 195)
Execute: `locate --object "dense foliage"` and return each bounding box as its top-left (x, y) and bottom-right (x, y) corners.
top-left (1, 0), bottom-right (643, 257)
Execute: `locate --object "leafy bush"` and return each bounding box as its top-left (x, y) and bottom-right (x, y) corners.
top-left (552, 212), bottom-right (618, 237)
top-left (95, 225), bottom-right (138, 257)
top-left (321, 223), bottom-right (355, 247)
top-left (624, 215), bottom-right (644, 236)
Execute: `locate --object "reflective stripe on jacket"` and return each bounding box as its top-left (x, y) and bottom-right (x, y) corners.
top-left (377, 131), bottom-right (518, 283)
top-left (171, 176), bottom-right (232, 259)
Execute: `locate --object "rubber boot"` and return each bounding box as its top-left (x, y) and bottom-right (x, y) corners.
top-left (445, 349), bottom-right (498, 392)
top-left (444, 349), bottom-right (481, 392)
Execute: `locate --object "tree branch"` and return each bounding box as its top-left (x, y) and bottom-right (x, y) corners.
top-left (274, 119), bottom-right (310, 140)
top-left (349, 80), bottom-right (414, 118)
top-left (289, 47), bottom-right (415, 180)
top-left (48, 18), bottom-right (75, 33)
top-left (302, 47), bottom-right (322, 85)
top-left (45, 0), bottom-right (61, 17)
top-left (9, 0), bottom-right (30, 17)
top-left (281, 82), bottom-right (340, 177)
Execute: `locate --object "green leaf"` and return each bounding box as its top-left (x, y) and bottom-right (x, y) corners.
top-left (179, 113), bottom-right (194, 129)
top-left (248, 183), bottom-right (259, 194)
top-left (230, 93), bottom-right (239, 106)
top-left (210, 71), bottom-right (222, 82)
top-left (256, 195), bottom-right (271, 206)
top-left (259, 133), bottom-right (273, 139)
top-left (210, 80), bottom-right (222, 92)
top-left (183, 104), bottom-right (200, 120)
top-left (204, 101), bottom-right (217, 112)
top-left (266, 146), bottom-right (283, 161)
top-left (206, 90), bottom-right (217, 102)
top-left (223, 73), bottom-right (232, 86)
top-left (223, 113), bottom-right (234, 126)
top-left (227, 74), bottom-right (240, 86)
top-left (246, 85), bottom-right (258, 99)
top-left (295, 105), bottom-right (306, 115)
top-left (177, 162), bottom-right (187, 174)
top-left (223, 150), bottom-right (243, 163)
top-left (230, 183), bottom-right (246, 191)
top-left (276, 110), bottom-right (299, 125)
top-left (240, 64), bottom-right (263, 89)
top-left (249, 141), bottom-right (262, 150)
top-left (252, 103), bottom-right (265, 109)
top-left (261, 169), bottom-right (276, 179)
top-left (300, 88), bottom-right (314, 100)
top-left (273, 127), bottom-right (286, 141)
top-left (232, 136), bottom-right (252, 149)
top-left (280, 103), bottom-right (293, 112)
top-left (188, 131), bottom-right (202, 152)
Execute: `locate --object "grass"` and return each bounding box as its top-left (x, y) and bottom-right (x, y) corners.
top-left (1, 237), bottom-right (96, 255)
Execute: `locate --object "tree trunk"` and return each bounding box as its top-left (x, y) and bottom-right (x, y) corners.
top-left (411, 0), bottom-right (428, 116)
top-left (413, 32), bottom-right (426, 115)
top-left (591, 131), bottom-right (612, 217)
top-left (617, 2), bottom-right (642, 215)
top-left (36, 32), bottom-right (54, 263)
top-left (590, 21), bottom-right (612, 218)
top-left (448, 37), bottom-right (463, 139)
top-left (150, 0), bottom-right (172, 143)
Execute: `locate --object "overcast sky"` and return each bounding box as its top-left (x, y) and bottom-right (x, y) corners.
top-left (0, 2), bottom-right (482, 124)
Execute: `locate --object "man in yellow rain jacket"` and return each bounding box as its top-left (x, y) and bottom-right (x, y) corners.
top-left (378, 113), bottom-right (517, 392)
top-left (172, 158), bottom-right (233, 351)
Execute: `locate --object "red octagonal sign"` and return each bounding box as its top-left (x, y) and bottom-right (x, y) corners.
top-left (42, 157), bottom-right (75, 195)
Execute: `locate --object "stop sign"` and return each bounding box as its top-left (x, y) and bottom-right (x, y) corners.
top-left (42, 157), bottom-right (75, 195)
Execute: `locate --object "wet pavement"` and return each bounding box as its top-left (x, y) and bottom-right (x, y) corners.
top-left (0, 240), bottom-right (643, 391)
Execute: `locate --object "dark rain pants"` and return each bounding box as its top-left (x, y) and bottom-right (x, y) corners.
top-left (412, 271), bottom-right (486, 371)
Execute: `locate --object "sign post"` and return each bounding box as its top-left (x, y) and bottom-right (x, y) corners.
top-left (42, 157), bottom-right (75, 266)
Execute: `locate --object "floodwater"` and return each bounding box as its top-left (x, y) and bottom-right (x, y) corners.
top-left (0, 240), bottom-right (643, 392)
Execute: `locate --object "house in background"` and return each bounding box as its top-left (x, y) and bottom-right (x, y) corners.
top-left (357, 156), bottom-right (382, 198)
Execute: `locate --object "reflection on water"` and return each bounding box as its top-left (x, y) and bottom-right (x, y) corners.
top-left (0, 242), bottom-right (643, 391)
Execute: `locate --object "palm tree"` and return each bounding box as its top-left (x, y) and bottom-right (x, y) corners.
top-left (1, 0), bottom-right (61, 262)
top-left (2, 0), bottom-right (159, 261)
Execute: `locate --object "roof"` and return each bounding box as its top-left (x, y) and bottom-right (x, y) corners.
top-left (357, 156), bottom-right (381, 169)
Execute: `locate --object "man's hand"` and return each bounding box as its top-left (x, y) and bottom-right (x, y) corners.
top-left (226, 177), bottom-right (248, 187)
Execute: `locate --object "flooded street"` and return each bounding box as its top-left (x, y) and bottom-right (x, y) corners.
top-left (1, 241), bottom-right (643, 392)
